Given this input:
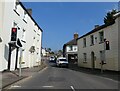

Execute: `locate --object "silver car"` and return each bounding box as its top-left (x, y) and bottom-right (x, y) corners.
top-left (56, 57), bottom-right (69, 67)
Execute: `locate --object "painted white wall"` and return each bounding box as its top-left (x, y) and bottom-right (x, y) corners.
top-left (42, 48), bottom-right (47, 56)
top-left (77, 17), bottom-right (119, 71)
top-left (0, 0), bottom-right (5, 71)
top-left (0, 0), bottom-right (42, 71)
top-left (66, 45), bottom-right (78, 53)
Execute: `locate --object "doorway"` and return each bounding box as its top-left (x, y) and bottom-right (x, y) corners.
top-left (91, 51), bottom-right (95, 69)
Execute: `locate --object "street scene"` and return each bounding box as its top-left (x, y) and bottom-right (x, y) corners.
top-left (4, 60), bottom-right (119, 90)
top-left (0, 0), bottom-right (120, 91)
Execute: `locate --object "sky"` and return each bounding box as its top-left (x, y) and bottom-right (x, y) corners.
top-left (22, 2), bottom-right (118, 51)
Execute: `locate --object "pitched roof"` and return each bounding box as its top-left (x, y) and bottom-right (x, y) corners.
top-left (19, 1), bottom-right (43, 32)
top-left (77, 24), bottom-right (110, 40)
top-left (77, 12), bottom-right (120, 40)
top-left (64, 39), bottom-right (77, 46)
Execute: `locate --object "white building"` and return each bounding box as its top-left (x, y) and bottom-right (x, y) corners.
top-left (41, 48), bottom-right (49, 57)
top-left (77, 13), bottom-right (119, 71)
top-left (63, 33), bottom-right (78, 63)
top-left (0, 0), bottom-right (43, 71)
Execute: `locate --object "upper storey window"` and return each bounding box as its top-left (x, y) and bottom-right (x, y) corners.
top-left (99, 31), bottom-right (104, 43)
top-left (14, 0), bottom-right (20, 16)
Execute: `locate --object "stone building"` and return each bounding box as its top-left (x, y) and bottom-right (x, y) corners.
top-left (77, 13), bottom-right (119, 71)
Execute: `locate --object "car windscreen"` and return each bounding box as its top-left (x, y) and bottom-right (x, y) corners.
top-left (59, 59), bottom-right (67, 61)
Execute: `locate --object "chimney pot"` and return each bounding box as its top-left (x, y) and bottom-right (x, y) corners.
top-left (95, 25), bottom-right (99, 28)
top-left (74, 33), bottom-right (79, 39)
top-left (27, 9), bottom-right (32, 16)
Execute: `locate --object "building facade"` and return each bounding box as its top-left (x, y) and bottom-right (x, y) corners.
top-left (63, 33), bottom-right (78, 64)
top-left (41, 48), bottom-right (49, 57)
top-left (77, 13), bottom-right (119, 71)
top-left (0, 0), bottom-right (43, 71)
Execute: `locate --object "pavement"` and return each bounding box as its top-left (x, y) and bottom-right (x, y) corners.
top-left (1, 61), bottom-right (47, 90)
top-left (68, 63), bottom-right (120, 82)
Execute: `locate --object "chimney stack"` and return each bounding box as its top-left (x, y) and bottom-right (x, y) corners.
top-left (94, 25), bottom-right (99, 29)
top-left (27, 9), bottom-right (32, 16)
top-left (74, 33), bottom-right (79, 39)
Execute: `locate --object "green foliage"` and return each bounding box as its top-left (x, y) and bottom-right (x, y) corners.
top-left (104, 9), bottom-right (118, 25)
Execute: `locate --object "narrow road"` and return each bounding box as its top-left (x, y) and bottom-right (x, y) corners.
top-left (8, 60), bottom-right (118, 90)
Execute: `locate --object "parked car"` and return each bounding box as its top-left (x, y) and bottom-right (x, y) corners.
top-left (49, 56), bottom-right (56, 63)
top-left (56, 57), bottom-right (69, 67)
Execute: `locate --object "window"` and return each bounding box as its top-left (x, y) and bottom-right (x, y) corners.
top-left (69, 46), bottom-right (73, 51)
top-left (99, 31), bottom-right (104, 43)
top-left (21, 29), bottom-right (26, 42)
top-left (14, 0), bottom-right (20, 16)
top-left (23, 11), bottom-right (27, 19)
top-left (15, 0), bottom-right (19, 10)
top-left (13, 22), bottom-right (17, 27)
top-left (95, 37), bottom-right (97, 43)
top-left (90, 35), bottom-right (94, 45)
top-left (23, 11), bottom-right (27, 23)
top-left (83, 38), bottom-right (86, 47)
top-left (74, 47), bottom-right (77, 51)
top-left (83, 53), bottom-right (87, 62)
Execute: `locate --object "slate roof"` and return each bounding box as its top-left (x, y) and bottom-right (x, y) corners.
top-left (64, 39), bottom-right (77, 46)
top-left (77, 12), bottom-right (120, 40)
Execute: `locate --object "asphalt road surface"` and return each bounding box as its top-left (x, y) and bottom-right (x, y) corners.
top-left (8, 60), bottom-right (119, 90)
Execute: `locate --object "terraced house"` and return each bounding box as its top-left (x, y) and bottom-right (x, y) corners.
top-left (0, 0), bottom-right (43, 71)
top-left (77, 12), bottom-right (120, 71)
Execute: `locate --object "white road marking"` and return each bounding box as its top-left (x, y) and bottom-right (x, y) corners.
top-left (70, 86), bottom-right (75, 91)
top-left (11, 85), bottom-right (21, 88)
top-left (42, 86), bottom-right (54, 88)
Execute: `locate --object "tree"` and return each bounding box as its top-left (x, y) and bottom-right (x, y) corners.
top-left (46, 48), bottom-right (51, 53)
top-left (104, 9), bottom-right (118, 25)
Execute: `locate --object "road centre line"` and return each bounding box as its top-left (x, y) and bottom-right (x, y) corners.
top-left (70, 86), bottom-right (75, 91)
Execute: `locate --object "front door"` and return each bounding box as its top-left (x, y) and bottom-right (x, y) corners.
top-left (91, 52), bottom-right (95, 69)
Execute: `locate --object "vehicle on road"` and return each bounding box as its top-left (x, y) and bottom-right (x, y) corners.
top-left (56, 57), bottom-right (69, 67)
top-left (49, 56), bottom-right (56, 63)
